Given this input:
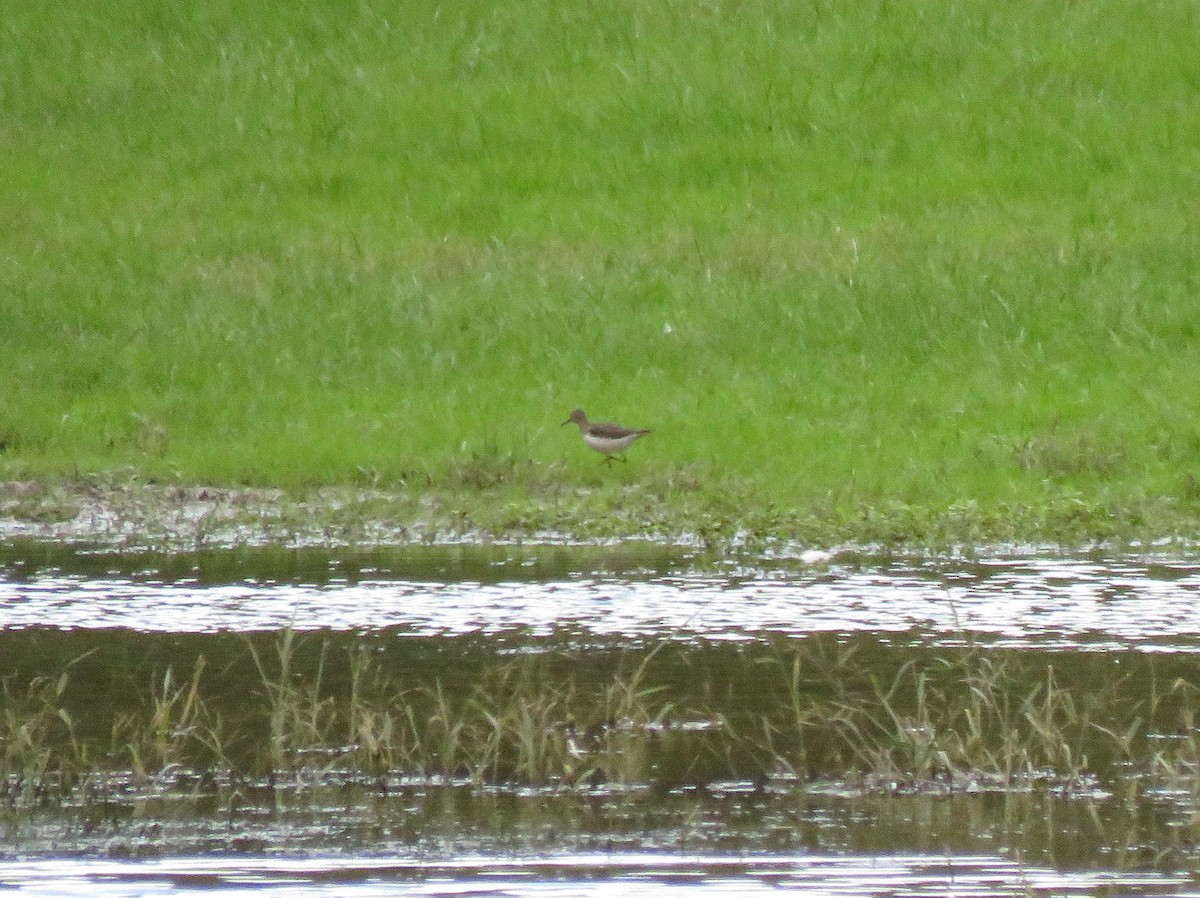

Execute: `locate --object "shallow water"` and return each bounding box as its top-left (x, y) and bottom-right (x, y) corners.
top-left (7, 784), bottom-right (1200, 896)
top-left (4, 542), bottom-right (1200, 896)
top-left (3, 544), bottom-right (1200, 649)
top-left (5, 853), bottom-right (1200, 897)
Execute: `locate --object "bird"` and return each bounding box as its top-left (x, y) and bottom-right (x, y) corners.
top-left (562, 408), bottom-right (652, 462)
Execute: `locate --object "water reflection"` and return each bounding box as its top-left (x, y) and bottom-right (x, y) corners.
top-left (3, 853), bottom-right (1199, 897)
top-left (3, 545), bottom-right (1200, 649)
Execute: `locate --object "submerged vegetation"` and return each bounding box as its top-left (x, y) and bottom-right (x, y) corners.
top-left (3, 3), bottom-right (1200, 544)
top-left (4, 632), bottom-right (1200, 812)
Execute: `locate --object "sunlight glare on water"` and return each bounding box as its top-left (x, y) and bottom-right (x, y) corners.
top-left (3, 853), bottom-right (1198, 898)
top-left (2, 554), bottom-right (1200, 649)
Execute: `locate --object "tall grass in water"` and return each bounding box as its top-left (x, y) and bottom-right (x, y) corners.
top-left (752, 641), bottom-right (1160, 790)
top-left (246, 633), bottom-right (674, 786)
top-left (117, 658), bottom-right (220, 780)
top-left (6, 635), bottom-right (1200, 805)
top-left (1, 2), bottom-right (1199, 530)
top-left (1, 670), bottom-right (84, 787)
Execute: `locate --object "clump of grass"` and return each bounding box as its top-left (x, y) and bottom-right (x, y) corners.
top-left (239, 631), bottom-right (682, 786)
top-left (1, 670), bottom-right (83, 785)
top-left (115, 657), bottom-right (226, 782)
top-left (248, 630), bottom-right (341, 774)
top-left (0, 651), bottom-right (97, 807)
top-left (742, 640), bottom-right (1180, 796)
top-left (1135, 678), bottom-right (1200, 799)
top-left (827, 655), bottom-right (1124, 789)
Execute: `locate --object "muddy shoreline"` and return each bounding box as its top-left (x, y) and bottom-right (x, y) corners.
top-left (2, 479), bottom-right (1195, 557)
top-left (0, 480), bottom-right (475, 552)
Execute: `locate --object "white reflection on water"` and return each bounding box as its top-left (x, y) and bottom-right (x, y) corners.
top-left (3, 556), bottom-right (1200, 649)
top-left (0, 853), bottom-right (1196, 898)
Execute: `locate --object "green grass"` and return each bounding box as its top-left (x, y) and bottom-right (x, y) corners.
top-left (3, 1), bottom-right (1200, 540)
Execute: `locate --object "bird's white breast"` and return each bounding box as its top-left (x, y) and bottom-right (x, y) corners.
top-left (584, 432), bottom-right (640, 454)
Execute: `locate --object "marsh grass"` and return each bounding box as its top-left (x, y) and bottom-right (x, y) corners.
top-left (3, 2), bottom-right (1200, 542)
top-left (791, 653), bottom-right (1128, 788)
top-left (5, 634), bottom-right (1200, 814)
top-left (248, 634), bottom-right (677, 786)
top-left (118, 657), bottom-right (222, 780)
top-left (1, 670), bottom-right (82, 787)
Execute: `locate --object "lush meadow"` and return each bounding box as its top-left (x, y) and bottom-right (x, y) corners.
top-left (3, 1), bottom-right (1199, 542)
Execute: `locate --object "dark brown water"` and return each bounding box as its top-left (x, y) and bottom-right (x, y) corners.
top-left (4, 542), bottom-right (1200, 896)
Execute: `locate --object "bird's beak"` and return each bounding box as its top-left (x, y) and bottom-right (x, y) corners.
top-left (560, 418), bottom-right (571, 426)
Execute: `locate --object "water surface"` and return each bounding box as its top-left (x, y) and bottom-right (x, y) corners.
top-left (5, 853), bottom-right (1199, 897)
top-left (3, 544), bottom-right (1200, 649)
top-left (4, 542), bottom-right (1200, 897)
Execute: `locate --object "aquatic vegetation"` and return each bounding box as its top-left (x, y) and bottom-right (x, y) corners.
top-left (754, 645), bottom-right (1137, 791)
top-left (117, 658), bottom-right (221, 780)
top-left (4, 634), bottom-right (1200, 815)
top-left (1, 670), bottom-right (81, 785)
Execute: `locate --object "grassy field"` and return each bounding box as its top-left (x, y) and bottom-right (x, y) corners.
top-left (3, 1), bottom-right (1200, 544)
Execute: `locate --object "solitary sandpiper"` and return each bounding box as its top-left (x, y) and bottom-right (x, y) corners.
top-left (562, 408), bottom-right (652, 462)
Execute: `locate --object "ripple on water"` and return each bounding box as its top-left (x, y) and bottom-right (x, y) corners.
top-left (2, 854), bottom-right (1199, 898)
top-left (3, 553), bottom-right (1200, 649)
